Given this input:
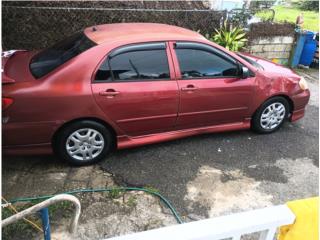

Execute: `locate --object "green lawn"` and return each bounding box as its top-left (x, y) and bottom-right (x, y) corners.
top-left (257, 5), bottom-right (319, 32)
top-left (273, 5), bottom-right (318, 31)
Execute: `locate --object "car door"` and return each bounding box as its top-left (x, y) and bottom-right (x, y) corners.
top-left (91, 42), bottom-right (179, 136)
top-left (170, 41), bottom-right (255, 129)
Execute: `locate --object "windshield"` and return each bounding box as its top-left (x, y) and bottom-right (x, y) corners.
top-left (237, 53), bottom-right (264, 70)
top-left (30, 32), bottom-right (96, 78)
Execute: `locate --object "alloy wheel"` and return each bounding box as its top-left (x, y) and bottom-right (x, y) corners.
top-left (66, 128), bottom-right (105, 161)
top-left (260, 102), bottom-right (286, 130)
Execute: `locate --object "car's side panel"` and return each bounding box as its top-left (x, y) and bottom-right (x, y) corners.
top-left (92, 81), bottom-right (179, 136)
top-left (168, 41), bottom-right (256, 129)
top-left (91, 42), bottom-right (180, 136)
top-left (175, 77), bottom-right (255, 129)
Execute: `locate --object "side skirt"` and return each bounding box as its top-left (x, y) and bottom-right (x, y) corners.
top-left (117, 119), bottom-right (251, 149)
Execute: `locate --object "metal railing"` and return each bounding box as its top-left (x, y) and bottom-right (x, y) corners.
top-left (106, 204), bottom-right (295, 240)
top-left (2, 194), bottom-right (81, 240)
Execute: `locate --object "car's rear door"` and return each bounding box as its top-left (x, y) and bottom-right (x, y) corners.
top-left (91, 42), bottom-right (179, 136)
top-left (170, 41), bottom-right (255, 129)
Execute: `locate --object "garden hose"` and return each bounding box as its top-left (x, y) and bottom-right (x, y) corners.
top-left (7, 187), bottom-right (184, 224)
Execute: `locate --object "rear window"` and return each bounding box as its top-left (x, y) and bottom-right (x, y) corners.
top-left (30, 32), bottom-right (96, 78)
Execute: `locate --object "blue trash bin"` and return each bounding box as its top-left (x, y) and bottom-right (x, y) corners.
top-left (299, 31), bottom-right (317, 66)
top-left (291, 30), bottom-right (307, 67)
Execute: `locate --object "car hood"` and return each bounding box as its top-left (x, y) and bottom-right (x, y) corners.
top-left (240, 52), bottom-right (301, 80)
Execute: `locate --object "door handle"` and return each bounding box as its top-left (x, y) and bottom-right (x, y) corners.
top-left (99, 89), bottom-right (120, 97)
top-left (181, 85), bottom-right (198, 91)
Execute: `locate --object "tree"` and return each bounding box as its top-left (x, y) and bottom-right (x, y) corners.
top-left (298, 1), bottom-right (319, 11)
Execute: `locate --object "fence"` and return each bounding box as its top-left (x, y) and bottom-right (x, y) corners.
top-left (106, 204), bottom-right (295, 240)
top-left (2, 2), bottom-right (296, 64)
top-left (2, 2), bottom-right (226, 50)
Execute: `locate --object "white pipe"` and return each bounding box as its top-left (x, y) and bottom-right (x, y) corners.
top-left (1, 194), bottom-right (81, 234)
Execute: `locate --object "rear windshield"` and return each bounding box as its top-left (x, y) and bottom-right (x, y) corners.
top-left (30, 32), bottom-right (96, 78)
top-left (237, 53), bottom-right (264, 70)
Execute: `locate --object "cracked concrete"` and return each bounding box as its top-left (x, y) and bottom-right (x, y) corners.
top-left (50, 191), bottom-right (176, 240)
top-left (2, 158), bottom-right (175, 240)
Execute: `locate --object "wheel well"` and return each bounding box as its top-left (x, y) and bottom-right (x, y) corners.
top-left (52, 117), bottom-right (117, 150)
top-left (253, 95), bottom-right (294, 118)
top-left (272, 95), bottom-right (294, 113)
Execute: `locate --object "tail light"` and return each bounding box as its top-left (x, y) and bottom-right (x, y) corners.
top-left (2, 97), bottom-right (13, 111)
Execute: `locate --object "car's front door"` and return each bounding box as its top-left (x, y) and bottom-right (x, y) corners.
top-left (171, 42), bottom-right (255, 129)
top-left (91, 42), bottom-right (179, 136)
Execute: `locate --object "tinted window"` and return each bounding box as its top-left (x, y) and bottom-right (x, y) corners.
top-left (95, 49), bottom-right (170, 81)
top-left (176, 49), bottom-right (239, 79)
top-left (237, 53), bottom-right (264, 70)
top-left (30, 32), bottom-right (96, 79)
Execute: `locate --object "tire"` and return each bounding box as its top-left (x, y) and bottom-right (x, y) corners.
top-left (252, 97), bottom-right (290, 134)
top-left (54, 120), bottom-right (113, 166)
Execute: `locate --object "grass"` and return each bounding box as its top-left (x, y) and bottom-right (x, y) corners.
top-left (256, 5), bottom-right (319, 32)
top-left (107, 188), bottom-right (124, 199)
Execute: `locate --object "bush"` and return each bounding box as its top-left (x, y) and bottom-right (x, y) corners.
top-left (298, 1), bottom-right (319, 11)
top-left (247, 22), bottom-right (295, 41)
top-left (210, 21), bottom-right (247, 51)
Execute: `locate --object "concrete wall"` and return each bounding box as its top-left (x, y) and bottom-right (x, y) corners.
top-left (246, 36), bottom-right (295, 65)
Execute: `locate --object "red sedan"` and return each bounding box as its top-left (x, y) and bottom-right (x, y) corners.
top-left (2, 23), bottom-right (310, 165)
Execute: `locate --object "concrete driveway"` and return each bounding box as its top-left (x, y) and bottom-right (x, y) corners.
top-left (100, 70), bottom-right (319, 219)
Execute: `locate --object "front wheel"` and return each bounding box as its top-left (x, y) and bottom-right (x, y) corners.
top-left (54, 120), bottom-right (113, 165)
top-left (252, 97), bottom-right (289, 134)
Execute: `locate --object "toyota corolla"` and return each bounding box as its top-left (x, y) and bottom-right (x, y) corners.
top-left (2, 23), bottom-right (310, 165)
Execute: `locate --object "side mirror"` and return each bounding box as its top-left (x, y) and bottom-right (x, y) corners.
top-left (241, 67), bottom-right (250, 79)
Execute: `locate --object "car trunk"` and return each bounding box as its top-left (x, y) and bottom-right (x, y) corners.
top-left (2, 50), bottom-right (37, 84)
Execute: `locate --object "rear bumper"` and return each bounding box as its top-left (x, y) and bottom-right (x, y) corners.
top-left (2, 120), bottom-right (59, 155)
top-left (290, 89), bottom-right (310, 122)
top-left (3, 120), bottom-right (59, 145)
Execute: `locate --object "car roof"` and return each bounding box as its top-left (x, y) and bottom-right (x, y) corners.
top-left (84, 23), bottom-right (205, 44)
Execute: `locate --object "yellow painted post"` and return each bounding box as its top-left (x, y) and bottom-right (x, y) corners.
top-left (278, 197), bottom-right (319, 240)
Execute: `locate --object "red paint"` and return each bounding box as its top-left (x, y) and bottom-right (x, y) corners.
top-left (2, 23), bottom-right (310, 155)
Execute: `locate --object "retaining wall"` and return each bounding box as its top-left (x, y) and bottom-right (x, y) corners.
top-left (246, 36), bottom-right (295, 65)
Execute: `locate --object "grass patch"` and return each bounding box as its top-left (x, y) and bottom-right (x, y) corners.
top-left (126, 196), bottom-right (137, 208)
top-left (107, 188), bottom-right (124, 199)
top-left (144, 186), bottom-right (160, 193)
top-left (256, 5), bottom-right (319, 32)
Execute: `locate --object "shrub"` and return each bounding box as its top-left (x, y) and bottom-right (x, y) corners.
top-left (298, 1), bottom-right (319, 11)
top-left (210, 22), bottom-right (247, 51)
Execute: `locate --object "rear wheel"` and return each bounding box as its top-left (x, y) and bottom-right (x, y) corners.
top-left (54, 120), bottom-right (113, 165)
top-left (252, 97), bottom-right (289, 134)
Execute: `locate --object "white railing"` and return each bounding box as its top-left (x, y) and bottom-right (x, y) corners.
top-left (2, 194), bottom-right (81, 234)
top-left (107, 205), bottom-right (295, 240)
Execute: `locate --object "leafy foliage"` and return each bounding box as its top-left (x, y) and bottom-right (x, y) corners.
top-left (297, 0), bottom-right (319, 11)
top-left (210, 22), bottom-right (247, 52)
top-left (249, 0), bottom-right (276, 9)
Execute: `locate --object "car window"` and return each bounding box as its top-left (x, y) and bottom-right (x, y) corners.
top-left (30, 32), bottom-right (96, 79)
top-left (236, 53), bottom-right (264, 70)
top-left (175, 48), bottom-right (239, 79)
top-left (95, 48), bottom-right (170, 82)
